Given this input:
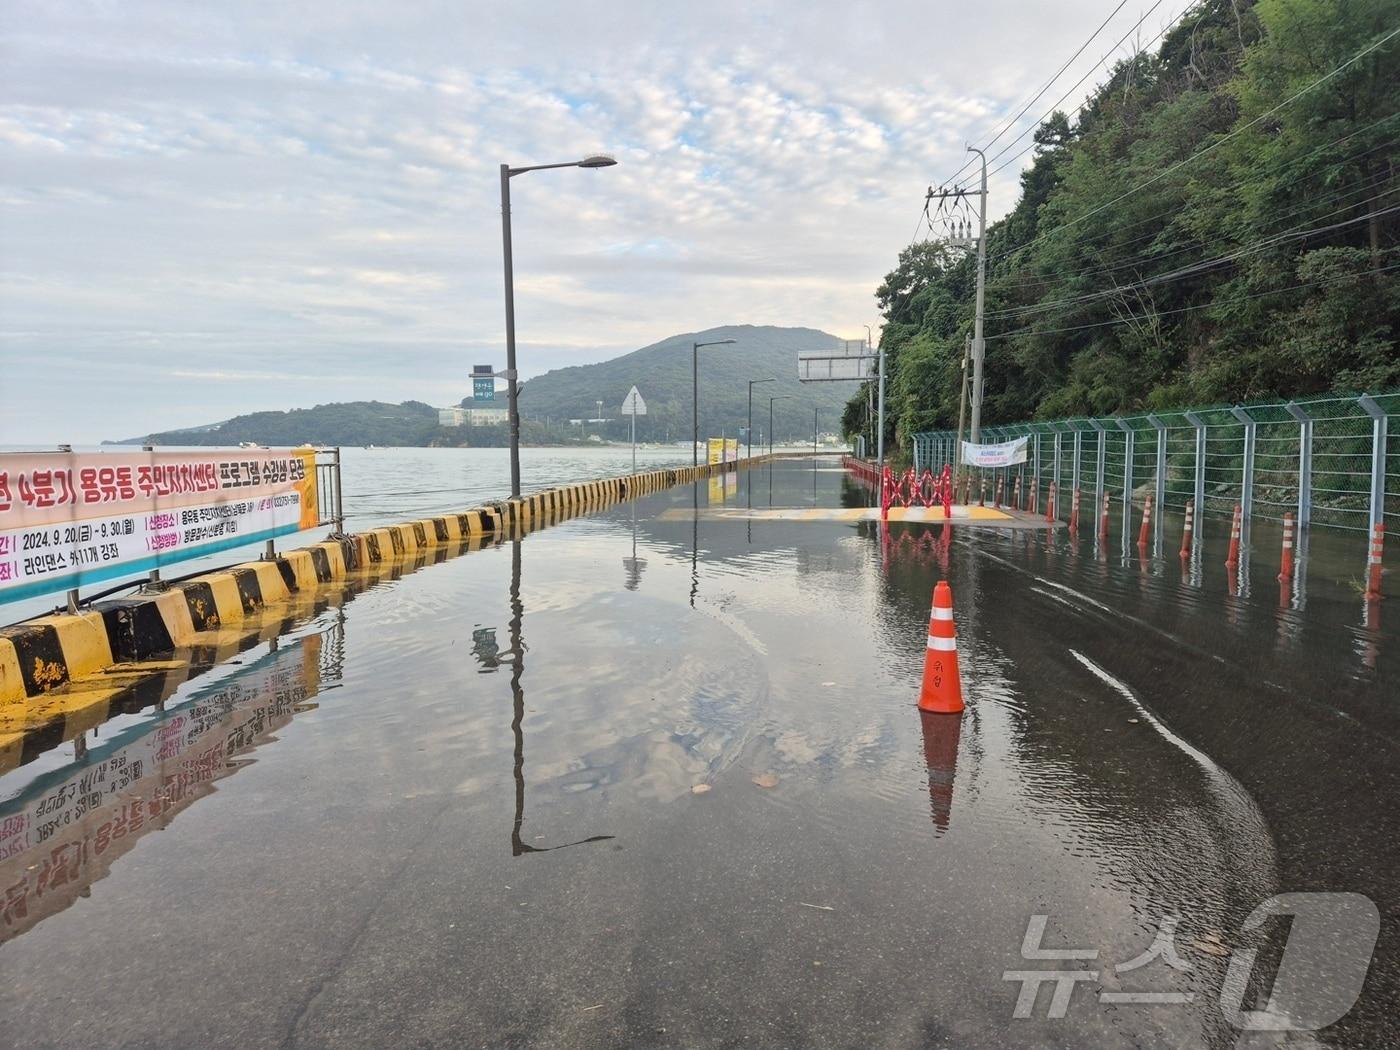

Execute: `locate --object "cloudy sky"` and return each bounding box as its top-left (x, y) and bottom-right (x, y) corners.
top-left (1, 0), bottom-right (1184, 443)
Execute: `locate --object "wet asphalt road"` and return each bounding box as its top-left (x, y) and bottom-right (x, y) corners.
top-left (0, 457), bottom-right (1395, 1048)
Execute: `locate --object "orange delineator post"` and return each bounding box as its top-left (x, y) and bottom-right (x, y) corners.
top-left (1029, 477), bottom-right (1039, 515)
top-left (1278, 512), bottom-right (1295, 582)
top-left (1366, 523), bottom-right (1385, 599)
top-left (1099, 491), bottom-right (1111, 542)
top-left (1045, 481), bottom-right (1057, 523)
top-left (1179, 498), bottom-right (1194, 560)
top-left (1225, 504), bottom-right (1243, 567)
top-left (918, 581), bottom-right (965, 714)
top-left (1013, 475), bottom-right (1022, 511)
top-left (1137, 493), bottom-right (1153, 548)
top-left (1069, 487), bottom-right (1081, 534)
top-left (995, 475), bottom-right (1004, 509)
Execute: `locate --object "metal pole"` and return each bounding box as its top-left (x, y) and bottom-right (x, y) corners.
top-left (1090, 420), bottom-right (1106, 524)
top-left (1359, 394), bottom-right (1388, 531)
top-left (1184, 412), bottom-right (1207, 526)
top-left (1285, 402), bottom-right (1313, 531)
top-left (333, 446), bottom-right (344, 534)
top-left (876, 343), bottom-right (886, 469)
top-left (1116, 420), bottom-right (1134, 539)
top-left (500, 164), bottom-right (521, 500)
top-left (630, 408), bottom-right (636, 474)
top-left (692, 341), bottom-right (699, 467)
top-left (954, 332), bottom-right (970, 477)
top-left (968, 145), bottom-right (988, 443)
top-left (1148, 414), bottom-right (1167, 548)
top-left (1231, 406), bottom-right (1256, 526)
top-left (1071, 428), bottom-right (1082, 497)
top-left (1052, 428), bottom-right (1062, 521)
top-left (769, 400), bottom-right (775, 458)
top-left (813, 407), bottom-right (819, 456)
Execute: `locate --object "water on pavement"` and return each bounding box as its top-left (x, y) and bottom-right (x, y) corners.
top-left (0, 456), bottom-right (1394, 1047)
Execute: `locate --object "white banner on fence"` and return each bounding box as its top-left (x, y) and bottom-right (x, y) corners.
top-left (0, 449), bottom-right (319, 604)
top-left (961, 436), bottom-right (1029, 467)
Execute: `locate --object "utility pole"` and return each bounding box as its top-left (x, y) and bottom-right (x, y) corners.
top-left (954, 332), bottom-right (971, 474)
top-left (927, 149), bottom-right (988, 442)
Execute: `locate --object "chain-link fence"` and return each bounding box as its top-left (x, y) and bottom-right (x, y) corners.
top-left (911, 391), bottom-right (1398, 538)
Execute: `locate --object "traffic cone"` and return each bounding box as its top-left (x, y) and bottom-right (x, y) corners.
top-left (1180, 498), bottom-right (1194, 560)
top-left (1012, 474), bottom-right (1022, 511)
top-left (918, 581), bottom-right (965, 714)
top-left (1069, 487), bottom-right (1081, 534)
top-left (1277, 512), bottom-right (1295, 582)
top-left (1225, 504), bottom-right (1242, 567)
top-left (1045, 481), bottom-right (1057, 523)
top-left (1366, 523), bottom-right (1385, 600)
top-left (1137, 493), bottom-right (1153, 548)
top-left (995, 475), bottom-right (1004, 509)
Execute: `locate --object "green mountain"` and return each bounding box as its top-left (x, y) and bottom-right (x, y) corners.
top-left (111, 324), bottom-right (859, 446)
top-left (516, 324), bottom-right (857, 443)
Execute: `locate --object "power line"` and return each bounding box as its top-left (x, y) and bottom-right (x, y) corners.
top-left (941, 0), bottom-right (1138, 189)
top-left (980, 0), bottom-right (1183, 180)
top-left (986, 23), bottom-right (1400, 265)
top-left (985, 256), bottom-right (1400, 342)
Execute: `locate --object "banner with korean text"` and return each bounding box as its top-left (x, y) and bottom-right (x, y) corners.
top-left (0, 450), bottom-right (318, 603)
top-left (960, 437), bottom-right (1030, 468)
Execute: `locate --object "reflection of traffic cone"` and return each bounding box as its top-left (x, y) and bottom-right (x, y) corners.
top-left (1180, 498), bottom-right (1194, 560)
top-left (918, 581), bottom-right (965, 714)
top-left (1226, 504), bottom-right (1242, 567)
top-left (919, 708), bottom-right (962, 836)
top-left (1099, 491), bottom-right (1110, 542)
top-left (1278, 512), bottom-right (1295, 582)
top-left (1366, 523), bottom-right (1385, 600)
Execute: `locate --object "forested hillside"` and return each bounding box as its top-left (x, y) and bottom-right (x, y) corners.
top-left (850, 0), bottom-right (1399, 450)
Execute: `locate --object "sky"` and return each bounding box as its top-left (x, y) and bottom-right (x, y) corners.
top-left (0, 0), bottom-right (1189, 443)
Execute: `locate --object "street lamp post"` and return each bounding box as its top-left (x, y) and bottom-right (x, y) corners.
top-left (813, 406), bottom-right (819, 455)
top-left (693, 337), bottom-right (736, 466)
top-left (747, 378), bottom-right (775, 459)
top-left (499, 154), bottom-right (616, 499)
top-left (768, 395), bottom-right (792, 457)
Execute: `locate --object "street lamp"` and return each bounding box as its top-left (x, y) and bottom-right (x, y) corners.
top-left (499, 154), bottom-right (617, 499)
top-left (747, 378), bottom-right (775, 459)
top-left (693, 337), bottom-right (736, 466)
top-left (768, 395), bottom-right (792, 457)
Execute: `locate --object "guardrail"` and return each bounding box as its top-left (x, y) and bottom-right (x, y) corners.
top-left (911, 391), bottom-right (1398, 538)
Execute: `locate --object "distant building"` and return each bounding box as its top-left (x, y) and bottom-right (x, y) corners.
top-left (438, 405), bottom-right (508, 428)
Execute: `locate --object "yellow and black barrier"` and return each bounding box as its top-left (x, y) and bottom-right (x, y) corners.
top-left (0, 454), bottom-right (784, 724)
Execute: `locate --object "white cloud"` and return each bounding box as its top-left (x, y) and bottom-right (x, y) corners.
top-left (0, 0), bottom-right (1159, 442)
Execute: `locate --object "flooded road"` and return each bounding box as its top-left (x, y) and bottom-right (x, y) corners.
top-left (0, 457), bottom-right (1394, 1047)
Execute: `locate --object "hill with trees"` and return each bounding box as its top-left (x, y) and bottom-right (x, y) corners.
top-left (112, 324), bottom-right (856, 446)
top-left (849, 0), bottom-right (1399, 451)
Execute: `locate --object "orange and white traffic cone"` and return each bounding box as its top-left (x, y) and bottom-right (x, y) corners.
top-left (1045, 481), bottom-right (1057, 523)
top-left (1278, 512), bottom-right (1295, 582)
top-left (1180, 498), bottom-right (1194, 560)
top-left (1366, 523), bottom-right (1385, 600)
top-left (919, 581), bottom-right (965, 714)
top-left (1225, 504), bottom-right (1242, 567)
top-left (1137, 493), bottom-right (1153, 548)
top-left (1099, 491), bottom-right (1111, 542)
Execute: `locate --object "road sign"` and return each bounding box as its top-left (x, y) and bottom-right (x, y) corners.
top-left (473, 377), bottom-right (495, 401)
top-left (621, 386), bottom-right (647, 416)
